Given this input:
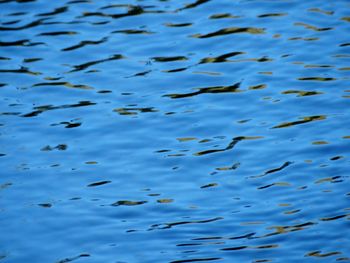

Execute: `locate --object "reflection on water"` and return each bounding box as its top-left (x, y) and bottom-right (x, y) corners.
top-left (0, 0), bottom-right (350, 262)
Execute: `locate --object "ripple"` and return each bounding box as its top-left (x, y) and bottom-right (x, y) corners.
top-left (111, 200), bottom-right (148, 206)
top-left (170, 258), bottom-right (221, 263)
top-left (191, 27), bottom-right (265, 38)
top-left (61, 37), bottom-right (108, 51)
top-left (37, 31), bottom-right (78, 36)
top-left (69, 54), bottom-right (124, 72)
top-left (33, 81), bottom-right (93, 89)
top-left (272, 115), bottom-right (326, 129)
top-left (21, 101), bottom-right (96, 117)
top-left (177, 0), bottom-right (211, 11)
top-left (56, 254), bottom-right (90, 263)
top-left (199, 52), bottom-right (245, 64)
top-left (0, 18), bottom-right (48, 30)
top-left (87, 181), bottom-right (111, 187)
top-left (194, 136), bottom-right (263, 156)
top-left (152, 56), bottom-right (189, 62)
top-left (165, 82), bottom-right (241, 99)
top-left (150, 217), bottom-right (223, 230)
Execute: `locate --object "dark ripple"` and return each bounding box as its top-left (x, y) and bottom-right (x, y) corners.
top-left (191, 27), bottom-right (265, 38)
top-left (36, 6), bottom-right (68, 17)
top-left (33, 81), bottom-right (93, 89)
top-left (170, 258), bottom-right (221, 263)
top-left (0, 18), bottom-right (49, 30)
top-left (149, 217), bottom-right (223, 230)
top-left (178, 0), bottom-right (211, 11)
top-left (272, 115), bottom-right (326, 129)
top-left (56, 254), bottom-right (90, 263)
top-left (21, 101), bottom-right (96, 117)
top-left (0, 66), bottom-right (41, 75)
top-left (69, 54), bottom-right (124, 72)
top-left (165, 82), bottom-right (241, 99)
top-left (0, 39), bottom-right (40, 46)
top-left (62, 37), bottom-right (108, 51)
top-left (199, 51), bottom-right (245, 64)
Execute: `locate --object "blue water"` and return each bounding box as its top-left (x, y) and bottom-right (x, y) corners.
top-left (1, 0), bottom-right (350, 262)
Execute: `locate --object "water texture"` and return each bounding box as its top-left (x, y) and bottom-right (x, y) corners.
top-left (0, 0), bottom-right (350, 262)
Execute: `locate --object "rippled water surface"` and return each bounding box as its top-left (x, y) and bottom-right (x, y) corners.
top-left (1, 0), bottom-right (350, 262)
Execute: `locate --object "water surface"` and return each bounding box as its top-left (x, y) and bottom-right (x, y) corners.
top-left (1, 0), bottom-right (350, 262)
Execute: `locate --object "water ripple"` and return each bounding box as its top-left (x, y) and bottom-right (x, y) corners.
top-left (1, 0), bottom-right (349, 262)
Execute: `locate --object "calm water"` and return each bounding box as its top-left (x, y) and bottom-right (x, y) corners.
top-left (1, 0), bottom-right (350, 262)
